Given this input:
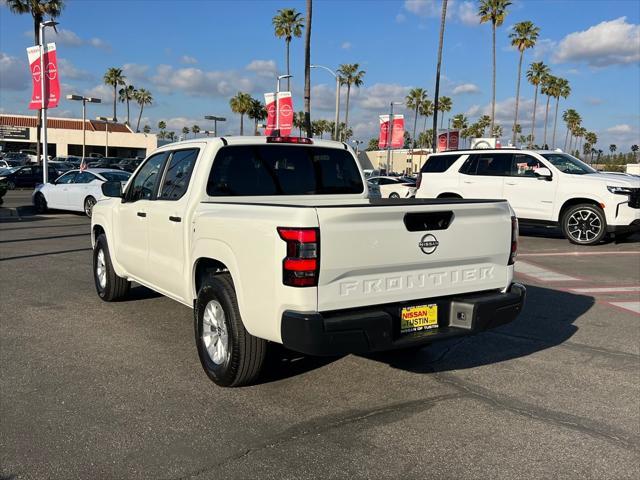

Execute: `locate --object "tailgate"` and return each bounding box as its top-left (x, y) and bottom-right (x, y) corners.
top-left (315, 200), bottom-right (512, 311)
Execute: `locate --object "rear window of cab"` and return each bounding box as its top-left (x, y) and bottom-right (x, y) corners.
top-left (420, 154), bottom-right (462, 173)
top-left (207, 145), bottom-right (364, 196)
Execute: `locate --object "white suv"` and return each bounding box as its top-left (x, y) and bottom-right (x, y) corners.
top-left (415, 149), bottom-right (640, 245)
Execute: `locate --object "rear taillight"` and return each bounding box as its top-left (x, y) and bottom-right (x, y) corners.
top-left (416, 173), bottom-right (422, 189)
top-left (266, 136), bottom-right (313, 144)
top-left (508, 216), bottom-right (518, 265)
top-left (277, 227), bottom-right (320, 287)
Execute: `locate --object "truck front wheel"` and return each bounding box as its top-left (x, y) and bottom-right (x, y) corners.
top-left (561, 204), bottom-right (607, 246)
top-left (194, 273), bottom-right (266, 387)
top-left (93, 234), bottom-right (130, 301)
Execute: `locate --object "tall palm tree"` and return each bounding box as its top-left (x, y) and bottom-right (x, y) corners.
top-left (272, 8), bottom-right (304, 91)
top-left (631, 144), bottom-right (639, 162)
top-left (103, 67), bottom-right (126, 122)
top-left (182, 126), bottom-right (190, 139)
top-left (451, 113), bottom-right (469, 147)
top-left (609, 144), bottom-right (617, 154)
top-left (248, 98), bottom-right (267, 135)
top-left (478, 115), bottom-right (492, 137)
top-left (526, 61), bottom-right (550, 147)
top-left (405, 88), bottom-right (427, 147)
top-left (157, 120), bottom-right (166, 140)
top-left (133, 88), bottom-right (152, 132)
top-left (118, 84), bottom-right (135, 126)
top-left (432, 0), bottom-right (449, 150)
top-left (541, 75), bottom-right (557, 148)
top-left (509, 20), bottom-right (539, 145)
top-left (7, 0), bottom-right (65, 164)
top-left (551, 77), bottom-right (570, 149)
top-left (420, 98), bottom-right (434, 139)
top-left (192, 125), bottom-right (201, 138)
top-left (167, 131), bottom-right (175, 142)
top-left (294, 111), bottom-right (305, 136)
top-left (479, 0), bottom-right (512, 136)
top-left (303, 0), bottom-right (312, 137)
top-left (562, 109), bottom-right (576, 151)
top-left (337, 63), bottom-right (365, 140)
top-left (229, 92), bottom-right (253, 135)
top-left (438, 96), bottom-right (453, 129)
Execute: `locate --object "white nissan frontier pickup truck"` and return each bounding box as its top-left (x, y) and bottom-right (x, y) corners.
top-left (91, 136), bottom-right (525, 387)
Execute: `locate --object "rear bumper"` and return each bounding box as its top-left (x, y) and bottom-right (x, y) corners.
top-left (281, 283), bottom-right (526, 356)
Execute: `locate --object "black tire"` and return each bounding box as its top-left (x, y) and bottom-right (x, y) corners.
top-left (93, 234), bottom-right (130, 301)
top-left (6, 181), bottom-right (16, 190)
top-left (389, 192), bottom-right (400, 199)
top-left (561, 203), bottom-right (607, 246)
top-left (194, 273), bottom-right (266, 387)
top-left (34, 192), bottom-right (48, 213)
top-left (84, 196), bottom-right (97, 217)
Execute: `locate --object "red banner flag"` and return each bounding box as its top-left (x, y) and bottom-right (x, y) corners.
top-left (378, 115), bottom-right (405, 149)
top-left (264, 92), bottom-right (293, 136)
top-left (27, 43), bottom-right (60, 110)
top-left (437, 129), bottom-right (460, 152)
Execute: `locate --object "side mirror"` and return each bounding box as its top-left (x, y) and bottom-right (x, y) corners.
top-left (101, 180), bottom-right (123, 198)
top-left (534, 167), bottom-right (552, 180)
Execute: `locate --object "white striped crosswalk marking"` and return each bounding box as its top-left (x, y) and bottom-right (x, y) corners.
top-left (609, 302), bottom-right (640, 315)
top-left (515, 261), bottom-right (581, 282)
top-left (571, 286), bottom-right (640, 294)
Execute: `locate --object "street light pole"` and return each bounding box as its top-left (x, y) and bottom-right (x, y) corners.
top-left (97, 117), bottom-right (111, 156)
top-left (275, 74), bottom-right (292, 136)
top-left (204, 115), bottom-right (226, 137)
top-left (67, 95), bottom-right (101, 159)
top-left (385, 101), bottom-right (403, 174)
top-left (311, 65), bottom-right (340, 141)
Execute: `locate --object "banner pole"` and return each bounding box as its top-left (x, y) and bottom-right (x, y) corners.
top-left (40, 24), bottom-right (48, 184)
top-left (386, 103), bottom-right (394, 174)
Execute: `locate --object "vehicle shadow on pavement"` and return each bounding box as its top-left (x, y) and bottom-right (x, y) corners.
top-left (257, 344), bottom-right (343, 384)
top-left (366, 285), bottom-right (593, 374)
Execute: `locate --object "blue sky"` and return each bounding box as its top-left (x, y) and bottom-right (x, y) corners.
top-left (1, 0), bottom-right (639, 150)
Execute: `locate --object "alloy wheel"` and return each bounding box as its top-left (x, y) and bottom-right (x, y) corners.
top-left (202, 300), bottom-right (230, 365)
top-left (567, 209), bottom-right (602, 243)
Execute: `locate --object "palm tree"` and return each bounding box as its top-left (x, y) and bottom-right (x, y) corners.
top-left (451, 113), bottom-right (468, 147)
top-left (437, 96), bottom-right (452, 129)
top-left (167, 131), bottom-right (176, 142)
top-left (157, 121), bottom-right (166, 140)
top-left (541, 74), bottom-right (557, 148)
top-left (248, 98), bottom-right (267, 135)
top-left (294, 111), bottom-right (305, 136)
top-left (420, 98), bottom-right (434, 138)
top-left (478, 115), bottom-right (492, 137)
top-left (118, 84), bottom-right (136, 126)
top-left (143, 125), bottom-right (151, 134)
top-left (303, 0), bottom-right (313, 137)
top-left (337, 63), bottom-right (365, 141)
top-left (432, 0), bottom-right (449, 150)
top-left (609, 144), bottom-right (617, 154)
top-left (133, 88), bottom-right (152, 132)
top-left (493, 124), bottom-right (503, 138)
top-left (526, 61), bottom-right (550, 147)
top-left (509, 20), bottom-right (539, 145)
top-left (631, 144), bottom-right (639, 162)
top-left (552, 77), bottom-right (570, 148)
top-left (7, 1), bottom-right (65, 164)
top-left (192, 125), bottom-right (201, 138)
top-left (229, 92), bottom-right (253, 135)
top-left (103, 68), bottom-right (126, 122)
top-left (479, 0), bottom-right (512, 136)
top-left (562, 109), bottom-right (578, 151)
top-left (405, 88), bottom-right (428, 147)
top-left (182, 126), bottom-right (190, 139)
top-left (272, 8), bottom-right (304, 91)
top-left (311, 120), bottom-right (323, 138)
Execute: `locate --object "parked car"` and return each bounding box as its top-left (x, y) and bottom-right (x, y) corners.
top-left (48, 161), bottom-right (75, 173)
top-left (1, 152), bottom-right (30, 166)
top-left (33, 168), bottom-right (131, 217)
top-left (117, 158), bottom-right (143, 172)
top-left (366, 179), bottom-right (382, 198)
top-left (91, 136), bottom-right (525, 387)
top-left (0, 165), bottom-right (64, 190)
top-left (88, 157), bottom-right (125, 169)
top-left (367, 176), bottom-right (417, 198)
top-left (415, 149), bottom-right (640, 245)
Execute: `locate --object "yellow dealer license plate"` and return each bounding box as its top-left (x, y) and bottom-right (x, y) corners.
top-left (400, 304), bottom-right (438, 334)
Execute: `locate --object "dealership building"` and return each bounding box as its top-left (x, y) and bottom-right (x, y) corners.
top-left (0, 114), bottom-right (157, 158)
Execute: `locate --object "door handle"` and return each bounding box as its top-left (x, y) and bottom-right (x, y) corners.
top-left (463, 180), bottom-right (474, 184)
top-left (169, 216), bottom-right (181, 223)
top-left (137, 211), bottom-right (146, 218)
top-left (505, 182), bottom-right (517, 185)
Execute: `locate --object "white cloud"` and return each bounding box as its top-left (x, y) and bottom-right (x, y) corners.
top-left (396, 13), bottom-right (406, 23)
top-left (403, 0), bottom-right (479, 25)
top-left (57, 58), bottom-right (93, 81)
top-left (452, 83), bottom-right (480, 95)
top-left (150, 65), bottom-right (254, 97)
top-left (83, 83), bottom-right (113, 101)
top-left (532, 38), bottom-right (556, 60)
top-left (585, 97), bottom-right (603, 106)
top-left (355, 83), bottom-right (412, 111)
top-left (122, 63), bottom-right (150, 84)
top-left (245, 59), bottom-right (277, 78)
top-left (606, 124), bottom-right (633, 135)
top-left (553, 17), bottom-right (640, 67)
top-left (457, 1), bottom-right (478, 26)
top-left (404, 0), bottom-right (439, 17)
top-left (26, 28), bottom-right (111, 51)
top-left (0, 52), bottom-right (29, 90)
top-left (341, 41), bottom-right (352, 50)
top-left (180, 55), bottom-right (198, 65)
top-left (601, 123), bottom-right (640, 147)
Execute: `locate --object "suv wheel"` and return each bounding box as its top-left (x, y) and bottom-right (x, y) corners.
top-left (93, 234), bottom-right (130, 301)
top-left (194, 273), bottom-right (266, 387)
top-left (84, 196), bottom-right (96, 217)
top-left (389, 192), bottom-right (400, 199)
top-left (34, 192), bottom-right (48, 213)
top-left (562, 204), bottom-right (607, 246)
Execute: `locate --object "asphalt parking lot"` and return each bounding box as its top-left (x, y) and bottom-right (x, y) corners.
top-left (1, 190), bottom-right (639, 480)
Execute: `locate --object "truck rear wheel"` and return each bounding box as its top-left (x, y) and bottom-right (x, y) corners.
top-left (194, 273), bottom-right (266, 387)
top-left (93, 234), bottom-right (130, 301)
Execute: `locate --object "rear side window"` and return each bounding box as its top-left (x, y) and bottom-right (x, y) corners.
top-left (461, 154), bottom-right (511, 176)
top-left (207, 145), bottom-right (364, 196)
top-left (159, 149), bottom-right (199, 200)
top-left (421, 154), bottom-right (461, 173)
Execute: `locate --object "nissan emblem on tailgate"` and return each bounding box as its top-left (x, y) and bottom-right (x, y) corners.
top-left (419, 234), bottom-right (439, 254)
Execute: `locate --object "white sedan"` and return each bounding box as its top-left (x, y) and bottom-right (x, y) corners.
top-left (33, 168), bottom-right (131, 217)
top-left (366, 176), bottom-right (417, 198)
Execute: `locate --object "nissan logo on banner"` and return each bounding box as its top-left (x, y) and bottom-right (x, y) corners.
top-left (27, 43), bottom-right (60, 110)
top-left (263, 91), bottom-right (293, 136)
top-left (378, 115), bottom-right (405, 149)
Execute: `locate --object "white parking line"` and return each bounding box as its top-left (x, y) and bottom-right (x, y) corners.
top-left (519, 251), bottom-right (640, 257)
top-left (608, 302), bottom-right (640, 315)
top-left (515, 261), bottom-right (581, 282)
top-left (571, 286), bottom-right (640, 294)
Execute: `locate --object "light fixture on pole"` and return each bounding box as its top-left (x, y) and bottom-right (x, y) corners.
top-left (67, 94), bottom-right (101, 159)
top-left (97, 116), bottom-right (112, 156)
top-left (39, 19), bottom-right (59, 184)
top-left (275, 74), bottom-right (292, 136)
top-left (204, 115), bottom-right (226, 136)
top-left (386, 101), bottom-right (403, 174)
top-left (351, 139), bottom-right (363, 156)
top-left (311, 65), bottom-right (341, 141)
